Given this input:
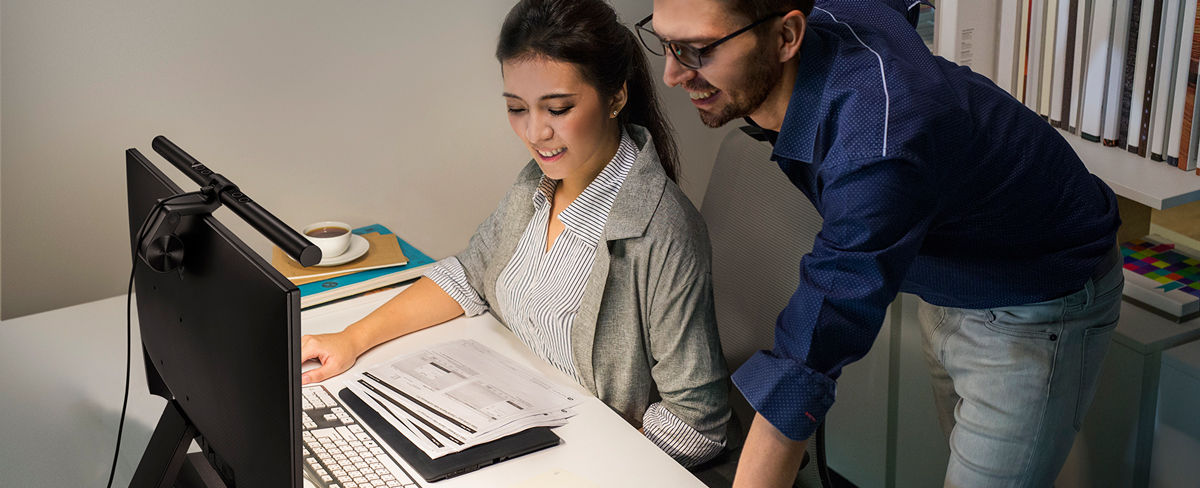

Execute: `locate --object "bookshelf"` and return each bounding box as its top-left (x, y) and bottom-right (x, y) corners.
top-left (1059, 129), bottom-right (1200, 210)
top-left (928, 0), bottom-right (1200, 210)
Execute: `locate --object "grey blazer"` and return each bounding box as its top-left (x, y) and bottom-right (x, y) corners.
top-left (454, 125), bottom-right (730, 442)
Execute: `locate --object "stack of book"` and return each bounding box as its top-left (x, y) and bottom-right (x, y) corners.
top-left (272, 224), bottom-right (435, 309)
top-left (1121, 236), bottom-right (1200, 321)
top-left (933, 0), bottom-right (1200, 174)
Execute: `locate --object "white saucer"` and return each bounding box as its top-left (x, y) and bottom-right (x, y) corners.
top-left (314, 234), bottom-right (369, 266)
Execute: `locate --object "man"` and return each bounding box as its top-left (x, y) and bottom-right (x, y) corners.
top-left (639, 1), bottom-right (1123, 486)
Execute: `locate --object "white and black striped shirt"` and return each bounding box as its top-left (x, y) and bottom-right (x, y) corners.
top-left (425, 130), bottom-right (723, 466)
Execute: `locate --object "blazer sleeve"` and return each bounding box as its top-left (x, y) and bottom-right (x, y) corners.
top-left (449, 202), bottom-right (503, 302)
top-left (645, 226), bottom-right (731, 446)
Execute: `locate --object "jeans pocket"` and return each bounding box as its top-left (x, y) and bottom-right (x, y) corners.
top-left (1074, 319), bottom-right (1119, 430)
top-left (983, 301), bottom-right (1064, 340)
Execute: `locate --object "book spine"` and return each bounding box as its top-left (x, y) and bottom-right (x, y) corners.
top-left (1118, 0), bottom-right (1146, 147)
top-left (1189, 57), bottom-right (1200, 171)
top-left (1018, 0), bottom-right (1033, 101)
top-left (1149, 0), bottom-right (1184, 162)
top-left (1082, 0), bottom-right (1116, 141)
top-left (1027, 0), bottom-right (1048, 108)
top-left (1041, 0), bottom-right (1060, 118)
top-left (1133, 0), bottom-right (1166, 157)
top-left (1103, 0), bottom-right (1135, 145)
top-left (998, 0), bottom-right (1022, 93)
top-left (1066, 0), bottom-right (1087, 132)
top-left (935, 0), bottom-right (959, 59)
top-left (1051, 0), bottom-right (1073, 127)
top-left (301, 268), bottom-right (421, 308)
top-left (1173, 0), bottom-right (1200, 169)
top-left (970, 0), bottom-right (1001, 81)
top-left (1189, 58), bottom-right (1200, 171)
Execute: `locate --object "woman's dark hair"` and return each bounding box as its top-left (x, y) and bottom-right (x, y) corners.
top-left (497, 0), bottom-right (680, 181)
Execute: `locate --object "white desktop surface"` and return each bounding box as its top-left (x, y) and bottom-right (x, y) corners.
top-left (0, 289), bottom-right (703, 487)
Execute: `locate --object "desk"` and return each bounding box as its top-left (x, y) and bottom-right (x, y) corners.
top-left (0, 290), bottom-right (703, 487)
top-left (1151, 339), bottom-right (1200, 486)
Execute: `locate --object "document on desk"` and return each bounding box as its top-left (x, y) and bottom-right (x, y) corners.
top-left (344, 339), bottom-right (581, 459)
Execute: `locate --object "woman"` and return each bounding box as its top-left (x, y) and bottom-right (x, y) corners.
top-left (300, 0), bottom-right (729, 467)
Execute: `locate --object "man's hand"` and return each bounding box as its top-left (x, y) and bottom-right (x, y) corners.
top-left (733, 413), bottom-right (809, 488)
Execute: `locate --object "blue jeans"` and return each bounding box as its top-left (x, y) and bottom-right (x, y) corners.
top-left (917, 257), bottom-right (1123, 487)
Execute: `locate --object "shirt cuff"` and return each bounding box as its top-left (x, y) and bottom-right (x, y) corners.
top-left (731, 351), bottom-right (836, 441)
top-left (642, 402), bottom-right (725, 468)
top-left (423, 257), bottom-right (488, 316)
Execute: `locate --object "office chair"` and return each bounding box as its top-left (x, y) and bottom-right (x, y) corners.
top-left (699, 128), bottom-right (833, 488)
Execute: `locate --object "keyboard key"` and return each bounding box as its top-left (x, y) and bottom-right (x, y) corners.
top-left (301, 385), bottom-right (418, 488)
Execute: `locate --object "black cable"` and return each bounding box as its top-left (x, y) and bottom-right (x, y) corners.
top-left (106, 190), bottom-right (206, 488)
top-left (816, 422), bottom-right (833, 488)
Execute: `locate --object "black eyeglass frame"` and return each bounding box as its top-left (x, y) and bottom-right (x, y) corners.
top-left (635, 12), bottom-right (785, 69)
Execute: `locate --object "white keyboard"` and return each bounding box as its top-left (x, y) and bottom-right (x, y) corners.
top-left (302, 385), bottom-right (420, 488)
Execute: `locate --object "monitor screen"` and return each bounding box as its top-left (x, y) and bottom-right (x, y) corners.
top-left (126, 147), bottom-right (302, 486)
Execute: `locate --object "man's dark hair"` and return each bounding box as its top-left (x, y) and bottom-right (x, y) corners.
top-left (724, 0), bottom-right (814, 23)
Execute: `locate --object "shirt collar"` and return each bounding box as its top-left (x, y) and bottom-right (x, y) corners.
top-left (741, 117), bottom-right (779, 145)
top-left (532, 178), bottom-right (555, 209)
top-left (532, 129), bottom-right (638, 245)
top-left (766, 27), bottom-right (831, 165)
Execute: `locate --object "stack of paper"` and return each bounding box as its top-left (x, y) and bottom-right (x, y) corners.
top-left (344, 340), bottom-right (581, 459)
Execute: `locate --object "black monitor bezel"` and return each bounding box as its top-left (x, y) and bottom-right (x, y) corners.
top-left (126, 148), bottom-right (302, 487)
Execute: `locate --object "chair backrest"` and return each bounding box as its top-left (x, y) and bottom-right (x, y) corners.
top-left (700, 128), bottom-right (824, 444)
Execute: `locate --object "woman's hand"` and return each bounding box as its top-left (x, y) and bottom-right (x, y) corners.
top-left (300, 332), bottom-right (363, 384)
top-left (298, 277), bottom-right (468, 385)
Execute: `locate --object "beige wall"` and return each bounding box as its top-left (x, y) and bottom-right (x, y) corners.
top-left (1, 0), bottom-right (4, 320)
top-left (0, 1), bottom-right (732, 319)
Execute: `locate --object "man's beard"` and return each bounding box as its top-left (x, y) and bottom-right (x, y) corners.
top-left (692, 44), bottom-right (782, 128)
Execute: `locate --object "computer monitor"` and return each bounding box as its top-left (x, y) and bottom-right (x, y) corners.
top-left (125, 138), bottom-right (314, 487)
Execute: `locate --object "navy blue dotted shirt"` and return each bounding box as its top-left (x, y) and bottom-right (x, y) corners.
top-left (730, 1), bottom-right (1121, 441)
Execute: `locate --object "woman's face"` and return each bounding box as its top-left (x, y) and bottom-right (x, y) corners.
top-left (502, 57), bottom-right (622, 183)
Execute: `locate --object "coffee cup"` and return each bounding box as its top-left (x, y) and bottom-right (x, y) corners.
top-left (301, 221), bottom-right (352, 258)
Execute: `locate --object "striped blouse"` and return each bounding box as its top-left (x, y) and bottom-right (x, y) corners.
top-left (424, 130), bottom-right (723, 467)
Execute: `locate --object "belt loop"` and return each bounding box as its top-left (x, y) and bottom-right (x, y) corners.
top-left (1081, 244), bottom-right (1118, 310)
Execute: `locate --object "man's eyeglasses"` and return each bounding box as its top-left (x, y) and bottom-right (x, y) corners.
top-left (635, 13), bottom-right (784, 70)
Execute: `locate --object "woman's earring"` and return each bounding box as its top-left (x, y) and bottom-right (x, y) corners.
top-left (611, 110), bottom-right (619, 118)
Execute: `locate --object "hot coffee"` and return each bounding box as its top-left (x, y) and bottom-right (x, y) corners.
top-left (305, 226), bottom-right (348, 238)
top-left (301, 221), bottom-right (353, 259)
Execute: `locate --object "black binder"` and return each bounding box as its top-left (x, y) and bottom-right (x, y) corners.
top-left (338, 388), bottom-right (561, 482)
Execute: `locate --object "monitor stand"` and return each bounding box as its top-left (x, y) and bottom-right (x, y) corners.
top-left (178, 453), bottom-right (229, 488)
top-left (130, 402), bottom-right (227, 488)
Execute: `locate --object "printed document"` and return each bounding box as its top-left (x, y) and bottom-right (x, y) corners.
top-left (344, 339), bottom-right (580, 458)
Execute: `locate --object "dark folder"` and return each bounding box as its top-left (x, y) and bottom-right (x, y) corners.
top-left (338, 388), bottom-right (561, 482)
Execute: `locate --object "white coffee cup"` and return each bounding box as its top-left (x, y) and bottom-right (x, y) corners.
top-left (301, 221), bottom-right (352, 258)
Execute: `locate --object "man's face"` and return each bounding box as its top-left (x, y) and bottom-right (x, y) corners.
top-left (651, 0), bottom-right (784, 127)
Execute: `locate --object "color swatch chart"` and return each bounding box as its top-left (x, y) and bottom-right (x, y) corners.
top-left (1122, 239), bottom-right (1200, 298)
